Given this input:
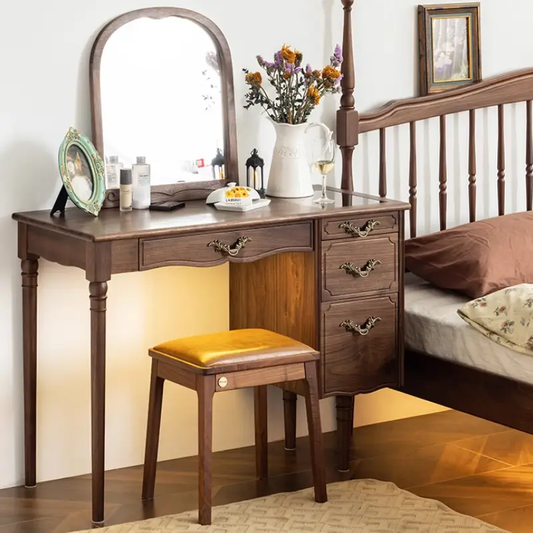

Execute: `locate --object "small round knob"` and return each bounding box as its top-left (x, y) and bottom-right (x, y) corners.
top-left (218, 377), bottom-right (228, 388)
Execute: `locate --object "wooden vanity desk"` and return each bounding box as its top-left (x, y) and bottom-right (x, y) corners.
top-left (13, 188), bottom-right (408, 524)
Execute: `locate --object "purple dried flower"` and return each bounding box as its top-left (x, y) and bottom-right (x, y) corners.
top-left (274, 51), bottom-right (283, 67)
top-left (334, 73), bottom-right (344, 87)
top-left (305, 63), bottom-right (313, 75)
top-left (330, 44), bottom-right (343, 67)
top-left (257, 55), bottom-right (275, 69)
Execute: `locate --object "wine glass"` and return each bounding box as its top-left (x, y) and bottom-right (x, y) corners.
top-left (312, 135), bottom-right (336, 204)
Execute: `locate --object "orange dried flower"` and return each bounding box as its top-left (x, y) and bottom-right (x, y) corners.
top-left (322, 65), bottom-right (341, 80)
top-left (307, 85), bottom-right (321, 106)
top-left (312, 70), bottom-right (322, 79)
top-left (245, 71), bottom-right (263, 85)
top-left (281, 44), bottom-right (296, 64)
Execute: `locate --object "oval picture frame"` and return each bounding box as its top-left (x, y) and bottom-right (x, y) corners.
top-left (58, 127), bottom-right (106, 216)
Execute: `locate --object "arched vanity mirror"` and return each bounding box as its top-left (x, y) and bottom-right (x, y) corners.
top-left (90, 7), bottom-right (237, 207)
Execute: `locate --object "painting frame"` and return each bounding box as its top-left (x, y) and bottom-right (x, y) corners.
top-left (418, 3), bottom-right (481, 96)
top-left (58, 127), bottom-right (106, 216)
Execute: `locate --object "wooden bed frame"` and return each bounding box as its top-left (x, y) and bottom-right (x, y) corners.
top-left (337, 0), bottom-right (533, 434)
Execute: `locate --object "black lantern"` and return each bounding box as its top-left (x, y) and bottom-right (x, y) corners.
top-left (211, 148), bottom-right (225, 180)
top-left (245, 148), bottom-right (265, 197)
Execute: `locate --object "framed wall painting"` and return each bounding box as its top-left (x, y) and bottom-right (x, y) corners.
top-left (418, 3), bottom-right (481, 96)
top-left (54, 127), bottom-right (106, 216)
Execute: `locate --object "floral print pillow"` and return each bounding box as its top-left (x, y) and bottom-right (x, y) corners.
top-left (458, 284), bottom-right (533, 355)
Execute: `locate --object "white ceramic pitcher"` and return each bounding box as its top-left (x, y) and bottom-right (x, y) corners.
top-left (266, 120), bottom-right (333, 199)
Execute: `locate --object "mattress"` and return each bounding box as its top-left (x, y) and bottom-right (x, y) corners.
top-left (405, 274), bottom-right (533, 385)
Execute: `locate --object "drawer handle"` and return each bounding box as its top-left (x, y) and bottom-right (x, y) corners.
top-left (340, 258), bottom-right (382, 278)
top-left (208, 236), bottom-right (252, 257)
top-left (339, 219), bottom-right (380, 238)
top-left (340, 316), bottom-right (381, 336)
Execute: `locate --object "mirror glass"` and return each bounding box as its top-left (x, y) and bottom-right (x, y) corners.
top-left (99, 17), bottom-right (225, 186)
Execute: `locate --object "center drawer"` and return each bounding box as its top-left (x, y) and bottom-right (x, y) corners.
top-left (140, 222), bottom-right (313, 269)
top-left (322, 235), bottom-right (398, 299)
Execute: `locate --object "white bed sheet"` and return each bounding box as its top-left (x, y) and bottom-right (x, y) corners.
top-left (405, 274), bottom-right (533, 385)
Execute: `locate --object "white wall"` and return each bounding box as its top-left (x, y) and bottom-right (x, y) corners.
top-left (1, 0), bottom-right (528, 489)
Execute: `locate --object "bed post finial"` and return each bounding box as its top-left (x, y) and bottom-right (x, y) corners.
top-left (337, 0), bottom-right (359, 192)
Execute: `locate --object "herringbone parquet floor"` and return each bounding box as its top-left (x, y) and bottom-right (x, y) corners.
top-left (2, 410), bottom-right (533, 533)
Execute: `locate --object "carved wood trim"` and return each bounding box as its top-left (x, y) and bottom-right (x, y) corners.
top-left (359, 68), bottom-right (533, 133)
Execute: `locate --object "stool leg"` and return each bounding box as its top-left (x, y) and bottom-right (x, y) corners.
top-left (198, 376), bottom-right (215, 526)
top-left (303, 361), bottom-right (327, 503)
top-left (283, 390), bottom-right (297, 451)
top-left (254, 386), bottom-right (268, 479)
top-left (142, 360), bottom-right (165, 500)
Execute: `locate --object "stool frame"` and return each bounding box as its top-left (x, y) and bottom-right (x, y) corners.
top-left (141, 352), bottom-right (327, 525)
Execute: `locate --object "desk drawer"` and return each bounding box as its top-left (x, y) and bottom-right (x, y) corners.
top-left (322, 213), bottom-right (398, 240)
top-left (140, 222), bottom-right (313, 269)
top-left (322, 235), bottom-right (397, 299)
top-left (322, 295), bottom-right (398, 395)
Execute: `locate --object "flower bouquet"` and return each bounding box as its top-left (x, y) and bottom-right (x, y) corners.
top-left (243, 45), bottom-right (343, 198)
top-left (244, 44), bottom-right (343, 124)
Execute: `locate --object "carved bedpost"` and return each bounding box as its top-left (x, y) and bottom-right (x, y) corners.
top-left (337, 0), bottom-right (359, 191)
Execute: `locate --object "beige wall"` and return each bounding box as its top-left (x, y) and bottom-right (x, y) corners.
top-left (4, 0), bottom-right (530, 488)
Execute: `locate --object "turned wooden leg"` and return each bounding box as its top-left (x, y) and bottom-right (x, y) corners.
top-left (283, 390), bottom-right (297, 451)
top-left (254, 386), bottom-right (268, 480)
top-left (197, 376), bottom-right (215, 526)
top-left (22, 257), bottom-right (38, 488)
top-left (142, 360), bottom-right (165, 500)
top-left (89, 281), bottom-right (108, 525)
top-left (304, 362), bottom-right (327, 503)
top-left (336, 395), bottom-right (355, 473)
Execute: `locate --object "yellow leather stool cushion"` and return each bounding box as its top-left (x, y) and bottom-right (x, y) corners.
top-left (150, 328), bottom-right (317, 370)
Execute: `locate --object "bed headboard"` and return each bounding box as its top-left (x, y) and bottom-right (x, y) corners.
top-left (337, 0), bottom-right (533, 238)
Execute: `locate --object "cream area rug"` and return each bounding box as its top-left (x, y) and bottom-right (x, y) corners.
top-left (74, 479), bottom-right (507, 532)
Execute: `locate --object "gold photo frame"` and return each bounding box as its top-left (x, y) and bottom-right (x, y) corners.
top-left (418, 3), bottom-right (482, 96)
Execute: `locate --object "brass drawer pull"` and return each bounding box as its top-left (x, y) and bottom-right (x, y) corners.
top-left (339, 219), bottom-right (380, 238)
top-left (340, 316), bottom-right (381, 336)
top-left (208, 236), bottom-right (251, 257)
top-left (340, 258), bottom-right (382, 278)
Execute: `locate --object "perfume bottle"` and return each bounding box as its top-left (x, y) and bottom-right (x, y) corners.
top-left (120, 168), bottom-right (132, 212)
top-left (132, 156), bottom-right (151, 209)
top-left (105, 155), bottom-right (123, 189)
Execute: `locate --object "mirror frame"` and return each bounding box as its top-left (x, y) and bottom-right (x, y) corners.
top-left (89, 7), bottom-right (238, 208)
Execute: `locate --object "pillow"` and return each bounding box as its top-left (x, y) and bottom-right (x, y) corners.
top-left (458, 284), bottom-right (533, 356)
top-left (405, 211), bottom-right (533, 298)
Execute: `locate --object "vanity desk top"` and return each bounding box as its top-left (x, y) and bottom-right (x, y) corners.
top-left (14, 189), bottom-right (407, 242)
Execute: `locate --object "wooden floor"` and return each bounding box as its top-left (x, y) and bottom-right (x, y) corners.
top-left (2, 409), bottom-right (533, 533)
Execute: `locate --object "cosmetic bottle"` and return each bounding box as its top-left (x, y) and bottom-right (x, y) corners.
top-left (106, 155), bottom-right (123, 189)
top-left (120, 168), bottom-right (133, 212)
top-left (132, 156), bottom-right (151, 209)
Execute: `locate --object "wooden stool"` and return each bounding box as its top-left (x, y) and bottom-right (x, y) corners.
top-left (141, 328), bottom-right (327, 525)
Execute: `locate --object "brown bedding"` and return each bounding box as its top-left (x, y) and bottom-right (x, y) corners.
top-left (404, 211), bottom-right (533, 298)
